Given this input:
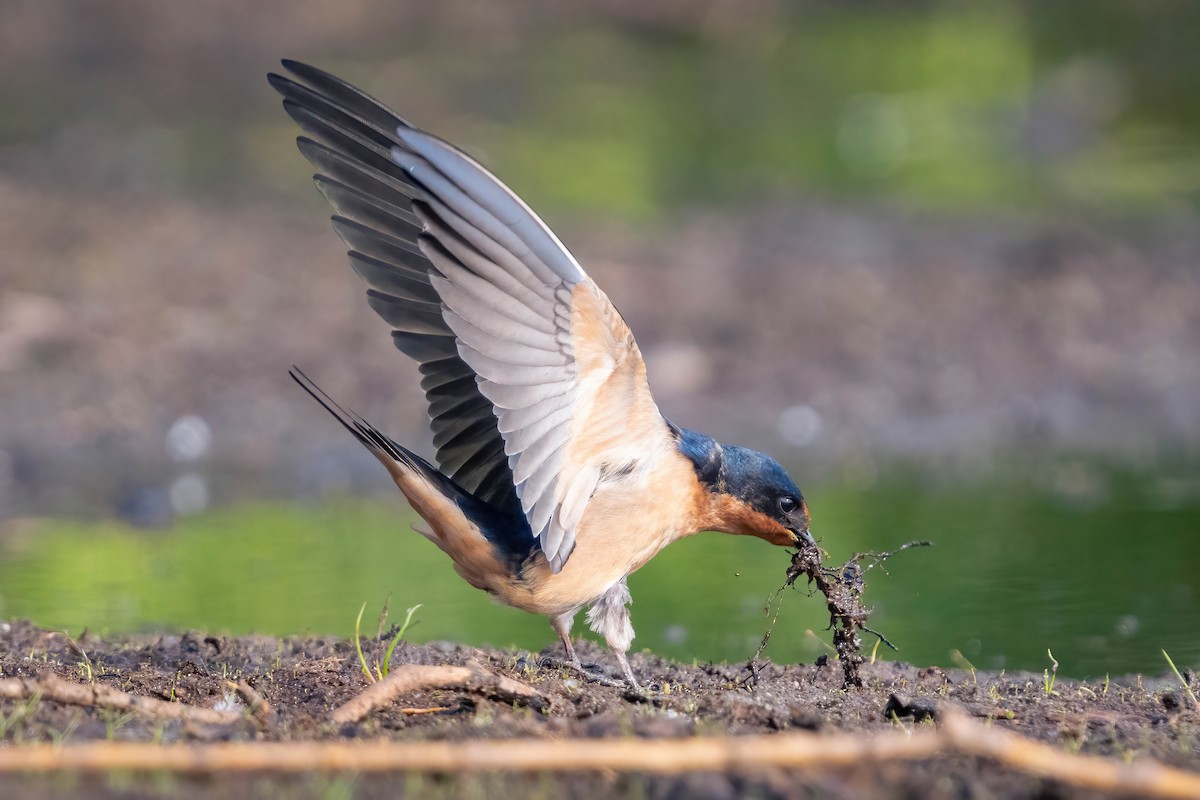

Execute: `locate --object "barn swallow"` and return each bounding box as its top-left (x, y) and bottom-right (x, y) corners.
top-left (269, 61), bottom-right (812, 689)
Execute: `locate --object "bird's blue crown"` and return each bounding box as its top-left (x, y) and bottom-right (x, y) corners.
top-left (674, 427), bottom-right (801, 515)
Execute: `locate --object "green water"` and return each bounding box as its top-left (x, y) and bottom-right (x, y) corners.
top-left (2, 460), bottom-right (1197, 679)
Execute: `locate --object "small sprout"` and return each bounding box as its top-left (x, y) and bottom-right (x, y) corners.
top-left (1162, 649), bottom-right (1199, 710)
top-left (355, 599), bottom-right (424, 682)
top-left (102, 709), bottom-right (134, 741)
top-left (50, 713), bottom-right (81, 747)
top-left (0, 693), bottom-right (41, 740)
top-left (869, 637), bottom-right (882, 665)
top-left (379, 604), bottom-right (422, 679)
top-left (376, 593), bottom-right (393, 638)
top-left (1103, 674), bottom-right (1110, 696)
top-left (1043, 649), bottom-right (1059, 696)
top-left (950, 649), bottom-right (977, 684)
top-left (354, 602), bottom-right (374, 684)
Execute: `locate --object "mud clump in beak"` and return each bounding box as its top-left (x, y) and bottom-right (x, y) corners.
top-left (768, 538), bottom-right (930, 689)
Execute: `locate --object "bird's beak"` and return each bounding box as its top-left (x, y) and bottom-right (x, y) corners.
top-left (789, 527), bottom-right (815, 546)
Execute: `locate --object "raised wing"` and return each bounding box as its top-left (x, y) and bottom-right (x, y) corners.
top-left (270, 61), bottom-right (670, 571)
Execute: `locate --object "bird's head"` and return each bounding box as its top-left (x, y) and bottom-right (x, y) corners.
top-left (674, 427), bottom-right (812, 547)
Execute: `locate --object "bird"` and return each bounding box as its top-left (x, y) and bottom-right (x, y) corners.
top-left (268, 60), bottom-right (813, 689)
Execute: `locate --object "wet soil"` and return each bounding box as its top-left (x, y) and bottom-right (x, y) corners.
top-left (2, 620), bottom-right (1198, 799)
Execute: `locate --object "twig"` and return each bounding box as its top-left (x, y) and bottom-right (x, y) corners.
top-left (1, 708), bottom-right (1199, 798)
top-left (939, 708), bottom-right (1200, 799)
top-left (330, 662), bottom-right (547, 724)
top-left (229, 680), bottom-right (276, 727)
top-left (849, 541), bottom-right (933, 575)
top-left (860, 625), bottom-right (898, 653)
top-left (0, 674), bottom-right (241, 726)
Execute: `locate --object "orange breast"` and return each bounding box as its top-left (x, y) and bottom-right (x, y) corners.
top-left (497, 448), bottom-right (707, 616)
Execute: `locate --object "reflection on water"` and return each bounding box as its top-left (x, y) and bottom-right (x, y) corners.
top-left (2, 460), bottom-right (1197, 678)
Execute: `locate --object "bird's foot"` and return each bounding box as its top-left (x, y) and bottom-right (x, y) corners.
top-left (541, 656), bottom-right (631, 690)
top-left (613, 650), bottom-right (642, 693)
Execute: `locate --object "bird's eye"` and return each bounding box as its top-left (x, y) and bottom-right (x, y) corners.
top-left (779, 496), bottom-right (797, 514)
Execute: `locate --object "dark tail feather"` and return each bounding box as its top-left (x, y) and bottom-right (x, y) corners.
top-left (288, 367), bottom-right (444, 484)
top-left (290, 367), bottom-right (536, 572)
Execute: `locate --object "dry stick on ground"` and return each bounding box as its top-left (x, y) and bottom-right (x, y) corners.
top-left (0, 708), bottom-right (1198, 798)
top-left (0, 674), bottom-right (242, 726)
top-left (230, 680), bottom-right (276, 727)
top-left (330, 661), bottom-right (547, 724)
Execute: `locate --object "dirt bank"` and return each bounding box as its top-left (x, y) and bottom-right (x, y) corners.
top-left (1, 620), bottom-right (1197, 799)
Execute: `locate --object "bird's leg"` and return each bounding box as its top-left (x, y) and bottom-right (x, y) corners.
top-left (586, 578), bottom-right (642, 691)
top-left (546, 610), bottom-right (628, 688)
top-left (612, 648), bottom-right (641, 692)
top-left (550, 611), bottom-right (582, 671)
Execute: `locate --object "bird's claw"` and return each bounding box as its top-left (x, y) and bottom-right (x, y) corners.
top-left (542, 656), bottom-right (636, 690)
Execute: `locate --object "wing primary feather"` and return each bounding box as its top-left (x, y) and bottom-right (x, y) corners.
top-left (429, 392), bottom-right (492, 421)
top-left (391, 331), bottom-right (457, 362)
top-left (423, 245), bottom-right (555, 332)
top-left (422, 372), bottom-right (476, 400)
top-left (391, 148), bottom-right (561, 287)
top-left (280, 61), bottom-right (414, 134)
top-left (270, 73), bottom-right (399, 151)
top-left (395, 127), bottom-right (587, 284)
top-left (281, 102), bottom-right (406, 182)
top-left (439, 434), bottom-right (506, 477)
top-left (419, 231), bottom-right (555, 328)
top-left (414, 199), bottom-right (550, 297)
top-left (418, 360), bottom-right (474, 391)
top-left (350, 252), bottom-right (441, 303)
top-left (314, 177), bottom-right (423, 242)
top-left (295, 139), bottom-right (417, 211)
top-left (300, 140), bottom-right (421, 224)
top-left (365, 290), bottom-right (449, 335)
top-left (433, 415), bottom-right (502, 451)
top-left (331, 217), bottom-right (429, 274)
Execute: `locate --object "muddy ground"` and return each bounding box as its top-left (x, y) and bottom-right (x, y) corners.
top-left (1, 620), bottom-right (1197, 799)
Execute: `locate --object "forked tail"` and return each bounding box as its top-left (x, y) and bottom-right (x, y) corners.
top-left (288, 368), bottom-right (532, 589)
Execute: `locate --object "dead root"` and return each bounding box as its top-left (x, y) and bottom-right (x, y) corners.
top-left (755, 539), bottom-right (931, 689)
top-left (1, 707), bottom-right (1198, 798)
top-left (329, 661), bottom-right (547, 725)
top-left (0, 673), bottom-right (244, 726)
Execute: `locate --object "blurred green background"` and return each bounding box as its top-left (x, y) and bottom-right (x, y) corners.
top-left (1, 1), bottom-right (1197, 678)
